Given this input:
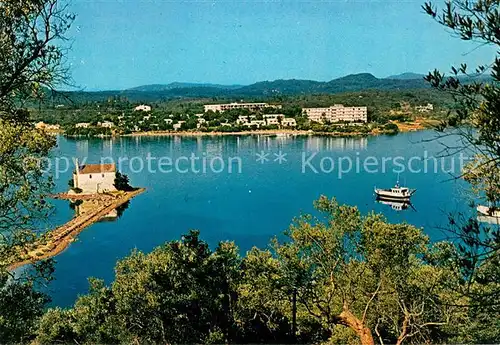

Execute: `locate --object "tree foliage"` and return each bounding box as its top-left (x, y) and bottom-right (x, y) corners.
top-left (0, 0), bottom-right (73, 342)
top-left (270, 196), bottom-right (459, 345)
top-left (36, 231), bottom-right (243, 343)
top-left (35, 199), bottom-right (471, 345)
top-left (114, 172), bottom-right (134, 192)
top-left (0, 279), bottom-right (50, 343)
top-left (0, 0), bottom-right (74, 114)
top-left (423, 0), bottom-right (500, 333)
top-left (423, 0), bottom-right (499, 181)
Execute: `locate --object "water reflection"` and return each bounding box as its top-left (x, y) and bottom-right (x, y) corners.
top-left (477, 215), bottom-right (500, 226)
top-left (64, 134), bottom-right (370, 163)
top-left (376, 197), bottom-right (415, 212)
top-left (305, 136), bottom-right (368, 151)
top-left (69, 200), bottom-right (130, 223)
top-left (75, 139), bottom-right (89, 157)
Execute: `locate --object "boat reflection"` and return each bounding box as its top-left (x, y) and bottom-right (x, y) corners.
top-left (477, 215), bottom-right (500, 226)
top-left (476, 205), bottom-right (500, 225)
top-left (376, 197), bottom-right (415, 212)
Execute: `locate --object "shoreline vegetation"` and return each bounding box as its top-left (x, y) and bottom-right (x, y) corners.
top-left (58, 119), bottom-right (439, 139)
top-left (33, 87), bottom-right (451, 142)
top-left (7, 188), bottom-right (145, 271)
top-left (125, 119), bottom-right (435, 137)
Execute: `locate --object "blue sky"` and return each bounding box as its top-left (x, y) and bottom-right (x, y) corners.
top-left (66, 0), bottom-right (496, 90)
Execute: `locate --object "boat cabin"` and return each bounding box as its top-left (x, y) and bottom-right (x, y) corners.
top-left (391, 187), bottom-right (410, 195)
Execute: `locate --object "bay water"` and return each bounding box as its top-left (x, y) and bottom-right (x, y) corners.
top-left (42, 131), bottom-right (473, 307)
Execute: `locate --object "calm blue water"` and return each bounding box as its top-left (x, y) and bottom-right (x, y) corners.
top-left (40, 131), bottom-right (474, 307)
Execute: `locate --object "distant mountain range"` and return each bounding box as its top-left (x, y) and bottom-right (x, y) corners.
top-left (100, 73), bottom-right (427, 99)
top-left (58, 72), bottom-right (490, 103)
top-left (386, 72), bottom-right (427, 80)
top-left (127, 82), bottom-right (243, 92)
top-left (127, 73), bottom-right (429, 94)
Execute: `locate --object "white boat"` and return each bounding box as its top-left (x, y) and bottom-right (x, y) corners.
top-left (374, 183), bottom-right (416, 201)
top-left (477, 205), bottom-right (500, 218)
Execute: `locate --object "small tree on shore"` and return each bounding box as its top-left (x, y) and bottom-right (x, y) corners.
top-left (114, 172), bottom-right (134, 191)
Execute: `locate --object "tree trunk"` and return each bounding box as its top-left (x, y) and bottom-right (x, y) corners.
top-left (335, 306), bottom-right (375, 345)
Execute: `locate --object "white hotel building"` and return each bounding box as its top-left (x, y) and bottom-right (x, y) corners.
top-left (303, 104), bottom-right (368, 123)
top-left (204, 102), bottom-right (281, 113)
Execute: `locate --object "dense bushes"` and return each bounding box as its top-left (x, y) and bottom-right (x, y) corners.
top-left (33, 197), bottom-right (498, 345)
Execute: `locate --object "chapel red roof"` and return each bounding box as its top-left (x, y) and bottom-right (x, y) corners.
top-left (78, 164), bottom-right (116, 174)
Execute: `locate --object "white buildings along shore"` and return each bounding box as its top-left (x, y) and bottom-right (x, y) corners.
top-left (204, 102), bottom-right (367, 124)
top-left (204, 102), bottom-right (282, 113)
top-left (303, 104), bottom-right (368, 123)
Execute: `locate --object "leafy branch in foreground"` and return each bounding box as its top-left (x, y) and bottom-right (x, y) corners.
top-left (0, 0), bottom-right (74, 116)
top-left (0, 0), bottom-right (73, 342)
top-left (422, 0), bottom-right (500, 337)
top-left (422, 0), bottom-right (499, 164)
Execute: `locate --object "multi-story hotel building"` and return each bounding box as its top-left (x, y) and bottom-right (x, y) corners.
top-left (204, 102), bottom-right (282, 113)
top-left (303, 104), bottom-right (368, 123)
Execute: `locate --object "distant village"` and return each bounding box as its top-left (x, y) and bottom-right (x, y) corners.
top-left (34, 100), bottom-right (436, 136)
